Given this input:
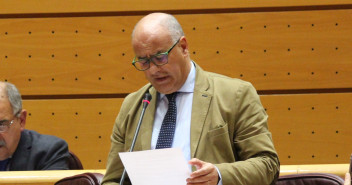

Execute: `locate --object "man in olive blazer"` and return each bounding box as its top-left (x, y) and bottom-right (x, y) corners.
top-left (103, 63), bottom-right (279, 184)
top-left (102, 13), bottom-right (279, 185)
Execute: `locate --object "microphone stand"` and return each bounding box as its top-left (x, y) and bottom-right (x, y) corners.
top-left (120, 93), bottom-right (152, 185)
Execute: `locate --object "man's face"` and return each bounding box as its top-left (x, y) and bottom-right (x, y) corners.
top-left (0, 97), bottom-right (25, 160)
top-left (132, 32), bottom-right (190, 94)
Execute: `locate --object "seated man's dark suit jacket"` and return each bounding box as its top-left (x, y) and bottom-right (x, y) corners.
top-left (9, 129), bottom-right (70, 170)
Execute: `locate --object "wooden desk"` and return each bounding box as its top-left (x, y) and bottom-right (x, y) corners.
top-left (0, 164), bottom-right (349, 185)
top-left (280, 164), bottom-right (349, 178)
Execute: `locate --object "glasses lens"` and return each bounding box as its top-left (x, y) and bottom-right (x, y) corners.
top-left (152, 54), bottom-right (168, 66)
top-left (135, 59), bottom-right (150, 70)
top-left (0, 122), bottom-right (9, 132)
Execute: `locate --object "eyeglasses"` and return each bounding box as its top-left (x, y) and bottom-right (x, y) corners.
top-left (132, 38), bottom-right (181, 71)
top-left (0, 111), bottom-right (20, 133)
top-left (0, 119), bottom-right (15, 133)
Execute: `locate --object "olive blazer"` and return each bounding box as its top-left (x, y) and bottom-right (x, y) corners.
top-left (102, 63), bottom-right (280, 185)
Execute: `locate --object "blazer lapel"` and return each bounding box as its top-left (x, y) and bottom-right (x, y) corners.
top-left (138, 63), bottom-right (212, 156)
top-left (10, 130), bottom-right (31, 170)
top-left (140, 86), bottom-right (157, 150)
top-left (190, 64), bottom-right (212, 158)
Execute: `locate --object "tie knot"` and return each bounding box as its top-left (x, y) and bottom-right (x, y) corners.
top-left (166, 92), bottom-right (178, 102)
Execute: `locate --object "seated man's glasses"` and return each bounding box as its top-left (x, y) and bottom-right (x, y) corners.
top-left (0, 119), bottom-right (15, 133)
top-left (132, 38), bottom-right (181, 71)
top-left (0, 111), bottom-right (20, 133)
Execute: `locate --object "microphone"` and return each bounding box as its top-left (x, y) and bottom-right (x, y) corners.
top-left (142, 93), bottom-right (152, 109)
top-left (120, 92), bottom-right (152, 185)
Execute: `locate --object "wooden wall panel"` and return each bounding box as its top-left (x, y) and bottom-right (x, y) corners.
top-left (0, 0), bottom-right (351, 14)
top-left (1, 0), bottom-right (351, 169)
top-left (262, 93), bottom-right (352, 165)
top-left (182, 10), bottom-right (352, 90)
top-left (23, 98), bottom-right (123, 169)
top-left (1, 9), bottom-right (351, 95)
top-left (21, 93), bottom-right (352, 168)
top-left (0, 16), bottom-right (144, 95)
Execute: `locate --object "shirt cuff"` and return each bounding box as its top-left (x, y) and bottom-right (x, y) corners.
top-left (215, 166), bottom-right (223, 185)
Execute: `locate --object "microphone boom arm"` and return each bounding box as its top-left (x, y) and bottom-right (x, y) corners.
top-left (120, 93), bottom-right (152, 185)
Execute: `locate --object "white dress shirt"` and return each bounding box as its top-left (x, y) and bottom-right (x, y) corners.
top-left (151, 61), bottom-right (195, 164)
top-left (151, 61), bottom-right (223, 184)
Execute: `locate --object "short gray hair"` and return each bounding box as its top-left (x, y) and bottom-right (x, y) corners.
top-left (160, 14), bottom-right (185, 42)
top-left (4, 82), bottom-right (22, 117)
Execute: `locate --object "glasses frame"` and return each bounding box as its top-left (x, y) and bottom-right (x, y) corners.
top-left (0, 111), bottom-right (20, 133)
top-left (0, 119), bottom-right (15, 133)
top-left (132, 38), bottom-right (181, 71)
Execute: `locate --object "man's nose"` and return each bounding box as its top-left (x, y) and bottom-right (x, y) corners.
top-left (148, 61), bottom-right (160, 73)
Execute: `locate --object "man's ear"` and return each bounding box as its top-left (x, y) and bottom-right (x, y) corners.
top-left (179, 36), bottom-right (189, 57)
top-left (19, 109), bottom-right (27, 131)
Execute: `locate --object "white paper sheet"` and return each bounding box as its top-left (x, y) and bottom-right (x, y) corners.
top-left (119, 148), bottom-right (191, 185)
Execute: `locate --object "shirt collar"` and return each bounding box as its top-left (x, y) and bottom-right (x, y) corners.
top-left (178, 61), bottom-right (195, 93)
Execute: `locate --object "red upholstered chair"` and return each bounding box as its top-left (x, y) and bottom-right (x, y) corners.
top-left (55, 173), bottom-right (104, 185)
top-left (276, 173), bottom-right (345, 185)
top-left (68, 151), bottom-right (83, 170)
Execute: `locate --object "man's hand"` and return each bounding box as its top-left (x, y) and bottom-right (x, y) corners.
top-left (186, 158), bottom-right (219, 185)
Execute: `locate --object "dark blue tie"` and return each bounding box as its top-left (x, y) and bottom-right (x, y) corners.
top-left (0, 158), bottom-right (9, 171)
top-left (156, 92), bottom-right (178, 149)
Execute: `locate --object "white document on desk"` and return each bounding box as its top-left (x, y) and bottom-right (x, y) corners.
top-left (119, 148), bottom-right (191, 185)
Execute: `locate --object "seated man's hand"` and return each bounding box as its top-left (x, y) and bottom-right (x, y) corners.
top-left (187, 158), bottom-right (219, 185)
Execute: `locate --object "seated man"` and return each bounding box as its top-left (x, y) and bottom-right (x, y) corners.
top-left (0, 81), bottom-right (70, 171)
